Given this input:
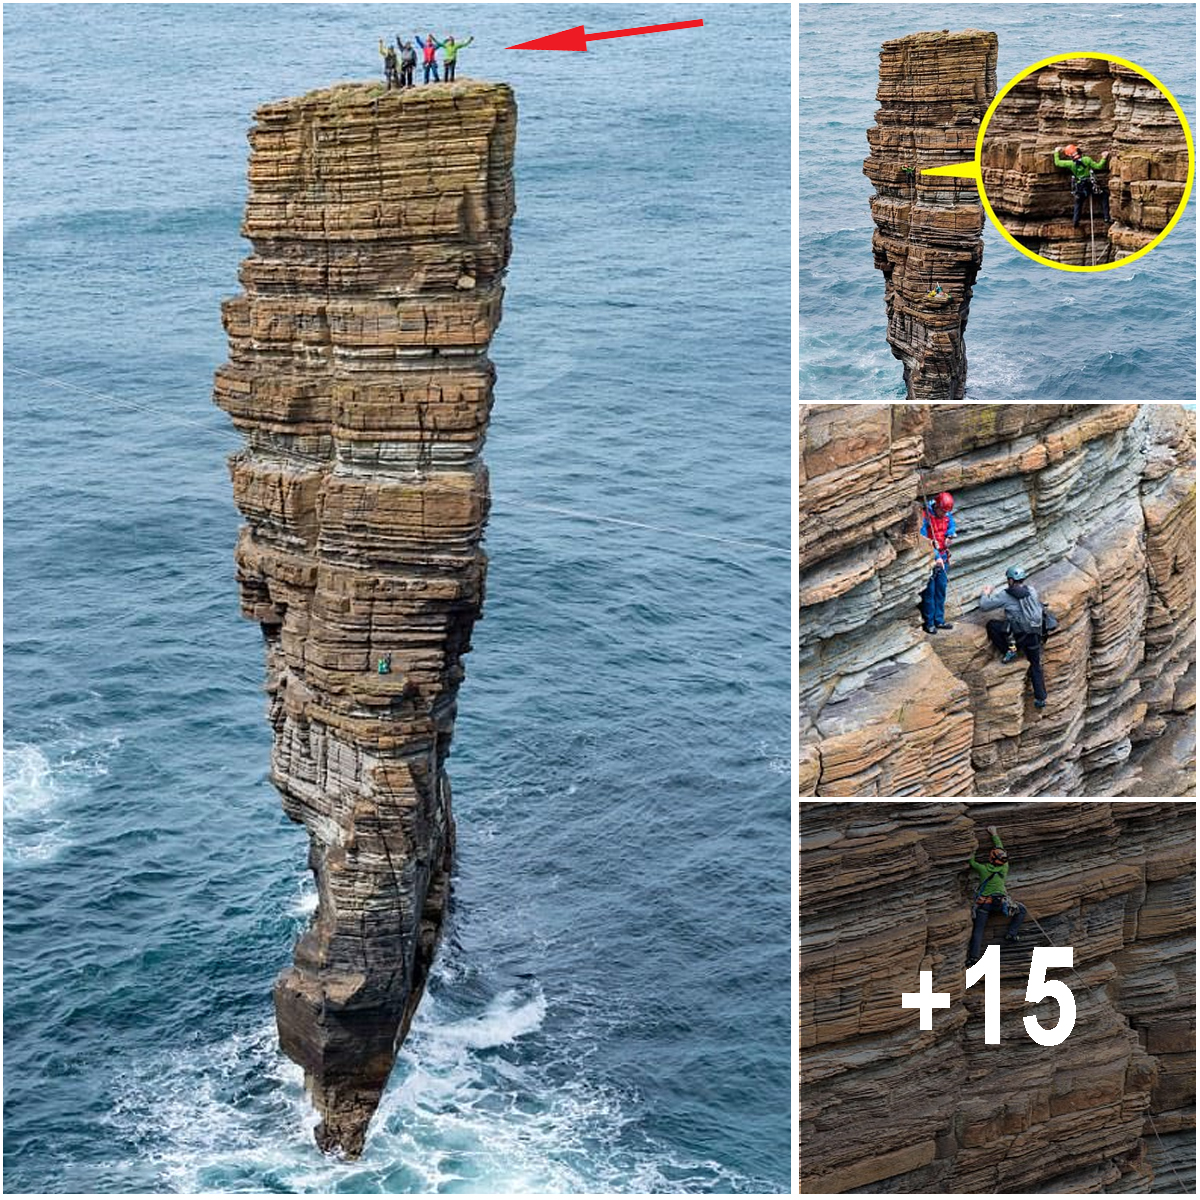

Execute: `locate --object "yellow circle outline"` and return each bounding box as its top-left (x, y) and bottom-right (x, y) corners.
top-left (976, 52), bottom-right (1195, 273)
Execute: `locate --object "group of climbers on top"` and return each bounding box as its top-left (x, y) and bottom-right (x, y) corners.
top-left (1054, 143), bottom-right (1112, 226)
top-left (379, 32), bottom-right (474, 90)
top-left (918, 492), bottom-right (1054, 710)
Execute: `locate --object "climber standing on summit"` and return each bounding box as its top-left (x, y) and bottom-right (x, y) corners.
top-left (967, 824), bottom-right (1026, 967)
top-left (396, 37), bottom-right (417, 88)
top-left (379, 38), bottom-right (401, 90)
top-left (919, 491), bottom-right (956, 635)
top-left (980, 567), bottom-right (1050, 709)
top-left (1054, 143), bottom-right (1111, 226)
top-left (440, 34), bottom-right (473, 83)
top-left (416, 32), bottom-right (442, 83)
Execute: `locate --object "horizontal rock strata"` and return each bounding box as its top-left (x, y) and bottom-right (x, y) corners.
top-left (798, 405), bottom-right (1196, 797)
top-left (799, 802), bottom-right (1197, 1193)
top-left (863, 30), bottom-right (998, 400)
top-left (981, 59), bottom-right (1188, 263)
top-left (214, 80), bottom-right (516, 1156)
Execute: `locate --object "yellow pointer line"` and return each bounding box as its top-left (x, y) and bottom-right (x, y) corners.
top-left (921, 161), bottom-right (981, 180)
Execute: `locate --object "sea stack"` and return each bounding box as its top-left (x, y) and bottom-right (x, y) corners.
top-left (863, 30), bottom-right (997, 400)
top-left (213, 81), bottom-right (516, 1156)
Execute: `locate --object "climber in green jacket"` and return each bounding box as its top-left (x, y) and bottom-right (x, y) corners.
top-left (1054, 143), bottom-right (1111, 225)
top-left (441, 34), bottom-right (473, 83)
top-left (967, 825), bottom-right (1026, 966)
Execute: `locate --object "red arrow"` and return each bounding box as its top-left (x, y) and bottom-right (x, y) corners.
top-left (508, 19), bottom-right (703, 52)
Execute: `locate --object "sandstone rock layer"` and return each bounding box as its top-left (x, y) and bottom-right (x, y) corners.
top-left (864, 31), bottom-right (998, 400)
top-left (799, 405), bottom-right (1196, 797)
top-left (214, 81), bottom-right (516, 1156)
top-left (981, 59), bottom-right (1189, 264)
top-left (800, 802), bottom-right (1196, 1193)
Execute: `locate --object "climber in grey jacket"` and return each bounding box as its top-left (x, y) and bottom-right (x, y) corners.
top-left (980, 567), bottom-right (1048, 708)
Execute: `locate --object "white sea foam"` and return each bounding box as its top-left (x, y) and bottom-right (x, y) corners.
top-left (4, 742), bottom-right (71, 862)
top-left (287, 879), bottom-right (319, 918)
top-left (417, 987), bottom-right (547, 1053)
top-left (102, 970), bottom-right (758, 1194)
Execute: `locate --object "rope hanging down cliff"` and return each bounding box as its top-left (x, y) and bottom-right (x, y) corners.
top-left (8, 364), bottom-right (788, 558)
top-left (1004, 892), bottom-right (1188, 1191)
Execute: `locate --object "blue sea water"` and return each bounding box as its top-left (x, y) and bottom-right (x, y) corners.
top-left (3, 4), bottom-right (790, 1193)
top-left (799, 2), bottom-right (1198, 400)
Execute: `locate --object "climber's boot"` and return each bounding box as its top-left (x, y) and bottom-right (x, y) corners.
top-left (936, 622), bottom-right (954, 630)
top-left (1034, 699), bottom-right (1047, 710)
top-left (1004, 934), bottom-right (1022, 944)
top-left (965, 952), bottom-right (981, 968)
top-left (924, 624), bottom-right (938, 634)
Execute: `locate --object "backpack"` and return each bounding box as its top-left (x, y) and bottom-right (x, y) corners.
top-left (1042, 608), bottom-right (1059, 636)
top-left (1011, 592), bottom-right (1044, 637)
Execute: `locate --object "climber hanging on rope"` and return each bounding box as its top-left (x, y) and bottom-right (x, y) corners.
top-left (919, 491), bottom-right (956, 635)
top-left (1054, 144), bottom-right (1111, 226)
top-left (966, 824), bottom-right (1027, 967)
top-left (980, 566), bottom-right (1055, 710)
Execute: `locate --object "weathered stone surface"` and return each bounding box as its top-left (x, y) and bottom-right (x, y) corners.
top-left (214, 80), bottom-right (516, 1156)
top-left (981, 59), bottom-right (1188, 263)
top-left (863, 30), bottom-right (998, 400)
top-left (800, 802), bottom-right (1197, 1193)
top-left (799, 405), bottom-right (1196, 797)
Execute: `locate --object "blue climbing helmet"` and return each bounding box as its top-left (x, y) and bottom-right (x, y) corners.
top-left (1005, 566), bottom-right (1027, 582)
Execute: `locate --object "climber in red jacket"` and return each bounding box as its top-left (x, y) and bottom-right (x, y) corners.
top-left (919, 491), bottom-right (956, 634)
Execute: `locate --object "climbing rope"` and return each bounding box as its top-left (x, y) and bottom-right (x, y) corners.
top-left (1010, 897), bottom-right (1188, 1191)
top-left (7, 363), bottom-right (786, 560)
top-left (1089, 191), bottom-right (1096, 268)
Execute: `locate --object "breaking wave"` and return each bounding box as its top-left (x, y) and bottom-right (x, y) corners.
top-left (102, 961), bottom-right (759, 1194)
top-left (3, 729), bottom-right (121, 864)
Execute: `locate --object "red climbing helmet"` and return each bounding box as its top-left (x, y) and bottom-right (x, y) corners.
top-left (1064, 143), bottom-right (1080, 158)
top-left (935, 491), bottom-right (954, 513)
top-left (989, 848), bottom-right (1009, 866)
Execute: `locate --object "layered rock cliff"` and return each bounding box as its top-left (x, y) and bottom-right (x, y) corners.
top-left (863, 30), bottom-right (998, 400)
top-left (800, 801), bottom-right (1196, 1194)
top-left (798, 405), bottom-right (1196, 797)
top-left (981, 59), bottom-right (1188, 264)
top-left (214, 81), bottom-right (516, 1155)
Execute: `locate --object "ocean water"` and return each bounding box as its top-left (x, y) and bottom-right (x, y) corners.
top-left (800, 2), bottom-right (1197, 401)
top-left (3, 4), bottom-right (790, 1193)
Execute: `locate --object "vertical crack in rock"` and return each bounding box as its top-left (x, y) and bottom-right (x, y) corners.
top-left (864, 30), bottom-right (998, 401)
top-left (981, 59), bottom-right (1189, 263)
top-left (213, 81), bottom-right (516, 1157)
top-left (798, 405), bottom-right (1196, 797)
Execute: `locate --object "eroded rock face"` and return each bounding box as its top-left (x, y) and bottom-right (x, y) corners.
top-left (863, 30), bottom-right (998, 400)
top-left (981, 59), bottom-right (1188, 263)
top-left (799, 405), bottom-right (1196, 797)
top-left (799, 802), bottom-right (1197, 1193)
top-left (214, 81), bottom-right (516, 1156)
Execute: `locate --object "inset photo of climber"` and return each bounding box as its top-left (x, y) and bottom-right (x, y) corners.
top-left (798, 404), bottom-right (1197, 797)
top-left (978, 55), bottom-right (1190, 269)
top-left (798, 3), bottom-right (1197, 400)
top-left (799, 801), bottom-right (1197, 1193)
